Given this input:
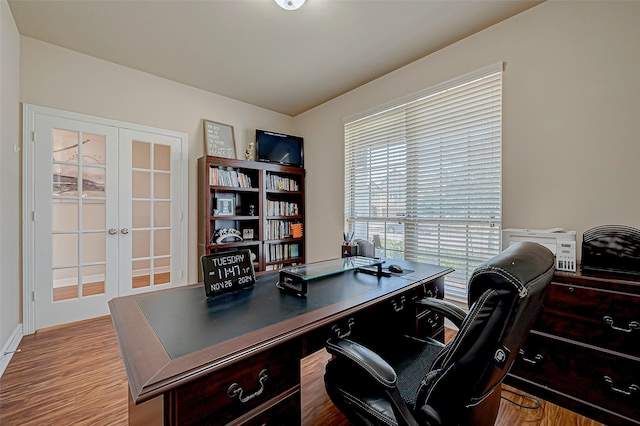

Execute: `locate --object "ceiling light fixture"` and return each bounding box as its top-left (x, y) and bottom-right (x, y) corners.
top-left (274, 0), bottom-right (306, 11)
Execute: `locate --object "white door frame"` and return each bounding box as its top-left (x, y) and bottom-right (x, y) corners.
top-left (22, 104), bottom-right (188, 335)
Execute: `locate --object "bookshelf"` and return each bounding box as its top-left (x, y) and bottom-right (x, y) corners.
top-left (198, 156), bottom-right (305, 279)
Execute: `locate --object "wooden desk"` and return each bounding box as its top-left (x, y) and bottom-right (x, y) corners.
top-left (109, 259), bottom-right (451, 425)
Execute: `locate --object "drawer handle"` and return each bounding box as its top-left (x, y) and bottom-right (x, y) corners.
top-left (604, 376), bottom-right (640, 396)
top-left (391, 295), bottom-right (406, 312)
top-left (518, 349), bottom-right (544, 365)
top-left (227, 369), bottom-right (269, 403)
top-left (332, 318), bottom-right (355, 339)
top-left (603, 316), bottom-right (640, 333)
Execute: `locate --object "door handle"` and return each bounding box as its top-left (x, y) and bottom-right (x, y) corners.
top-left (108, 228), bottom-right (117, 235)
top-left (121, 228), bottom-right (129, 234)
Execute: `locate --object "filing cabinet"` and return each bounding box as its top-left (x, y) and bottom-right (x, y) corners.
top-left (507, 271), bottom-right (640, 426)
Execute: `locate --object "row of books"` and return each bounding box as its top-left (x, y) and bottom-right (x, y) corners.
top-left (266, 174), bottom-right (300, 191)
top-left (265, 243), bottom-right (300, 263)
top-left (265, 262), bottom-right (300, 272)
top-left (210, 166), bottom-right (253, 188)
top-left (266, 200), bottom-right (300, 217)
top-left (265, 220), bottom-right (303, 240)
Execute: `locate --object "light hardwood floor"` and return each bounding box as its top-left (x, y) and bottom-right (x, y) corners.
top-left (0, 316), bottom-right (602, 425)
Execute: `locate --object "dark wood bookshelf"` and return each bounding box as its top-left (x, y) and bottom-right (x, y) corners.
top-left (198, 155), bottom-right (305, 279)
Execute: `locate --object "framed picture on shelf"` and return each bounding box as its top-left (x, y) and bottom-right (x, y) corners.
top-left (204, 119), bottom-right (236, 158)
top-left (242, 229), bottom-right (254, 240)
top-left (216, 197), bottom-right (235, 216)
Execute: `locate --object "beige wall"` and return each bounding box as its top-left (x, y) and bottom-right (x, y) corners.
top-left (20, 37), bottom-right (297, 284)
top-left (1, 0), bottom-right (21, 352)
top-left (297, 0), bottom-right (640, 263)
top-left (8, 0), bottom-right (640, 338)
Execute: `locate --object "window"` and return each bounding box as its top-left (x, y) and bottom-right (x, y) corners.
top-left (344, 63), bottom-right (503, 300)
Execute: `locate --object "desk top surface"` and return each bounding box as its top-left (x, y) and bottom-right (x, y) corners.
top-left (109, 258), bottom-right (451, 403)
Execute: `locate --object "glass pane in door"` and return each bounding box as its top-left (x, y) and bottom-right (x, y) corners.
top-left (51, 129), bottom-right (107, 302)
top-left (130, 139), bottom-right (172, 289)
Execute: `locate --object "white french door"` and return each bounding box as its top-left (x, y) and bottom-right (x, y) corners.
top-left (117, 129), bottom-right (184, 297)
top-left (24, 105), bottom-right (187, 332)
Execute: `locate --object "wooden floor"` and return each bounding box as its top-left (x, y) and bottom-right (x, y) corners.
top-left (0, 316), bottom-right (603, 426)
top-left (53, 273), bottom-right (171, 301)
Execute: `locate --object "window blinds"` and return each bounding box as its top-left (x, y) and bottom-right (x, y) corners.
top-left (344, 63), bottom-right (503, 300)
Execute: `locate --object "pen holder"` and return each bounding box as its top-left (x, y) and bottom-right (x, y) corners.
top-left (341, 245), bottom-right (358, 258)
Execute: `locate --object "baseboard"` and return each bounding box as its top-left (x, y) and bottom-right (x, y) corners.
top-left (0, 323), bottom-right (23, 377)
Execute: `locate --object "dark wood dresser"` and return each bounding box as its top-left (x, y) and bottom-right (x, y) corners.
top-left (506, 270), bottom-right (640, 426)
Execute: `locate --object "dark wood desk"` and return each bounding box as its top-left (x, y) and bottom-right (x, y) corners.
top-left (109, 259), bottom-right (451, 425)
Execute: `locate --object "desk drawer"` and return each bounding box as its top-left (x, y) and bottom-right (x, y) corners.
top-left (511, 333), bottom-right (640, 422)
top-left (304, 291), bottom-right (423, 355)
top-left (168, 340), bottom-right (301, 425)
top-left (534, 282), bottom-right (640, 357)
top-left (237, 392), bottom-right (300, 426)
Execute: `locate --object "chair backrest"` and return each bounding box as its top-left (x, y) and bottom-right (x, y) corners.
top-left (415, 242), bottom-right (555, 424)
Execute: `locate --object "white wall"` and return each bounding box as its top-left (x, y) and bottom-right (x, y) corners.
top-left (0, 0), bottom-right (22, 359)
top-left (20, 37), bottom-right (297, 284)
top-left (297, 0), bottom-right (640, 263)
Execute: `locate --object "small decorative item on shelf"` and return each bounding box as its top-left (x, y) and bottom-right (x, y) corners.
top-left (248, 204), bottom-right (255, 216)
top-left (242, 229), bottom-right (254, 240)
top-left (245, 141), bottom-right (255, 161)
top-left (291, 223), bottom-right (303, 238)
top-left (216, 197), bottom-right (235, 216)
top-left (213, 228), bottom-right (243, 244)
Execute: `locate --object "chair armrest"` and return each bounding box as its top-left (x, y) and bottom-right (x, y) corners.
top-left (326, 338), bottom-right (397, 389)
top-left (413, 297), bottom-right (466, 329)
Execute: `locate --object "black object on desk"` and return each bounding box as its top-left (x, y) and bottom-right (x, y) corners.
top-left (201, 249), bottom-right (255, 298)
top-left (581, 224), bottom-right (640, 276)
top-left (276, 256), bottom-right (384, 296)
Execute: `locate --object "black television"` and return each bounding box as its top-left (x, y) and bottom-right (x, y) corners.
top-left (255, 129), bottom-right (303, 167)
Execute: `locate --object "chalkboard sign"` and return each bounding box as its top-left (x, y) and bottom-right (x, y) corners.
top-left (204, 119), bottom-right (236, 159)
top-left (201, 249), bottom-right (256, 298)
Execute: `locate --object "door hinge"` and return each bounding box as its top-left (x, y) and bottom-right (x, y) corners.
top-left (32, 291), bottom-right (36, 302)
top-left (32, 131), bottom-right (36, 143)
top-left (32, 211), bottom-right (36, 222)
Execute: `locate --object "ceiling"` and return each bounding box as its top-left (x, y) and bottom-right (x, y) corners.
top-left (9, 0), bottom-right (543, 116)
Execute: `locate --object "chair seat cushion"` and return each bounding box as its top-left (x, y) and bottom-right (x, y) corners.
top-left (381, 336), bottom-right (443, 410)
top-left (325, 334), bottom-right (444, 425)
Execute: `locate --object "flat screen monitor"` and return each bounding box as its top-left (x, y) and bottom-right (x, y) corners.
top-left (256, 129), bottom-right (303, 167)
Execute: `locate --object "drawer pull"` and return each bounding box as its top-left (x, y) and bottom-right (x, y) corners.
top-left (603, 316), bottom-right (640, 333)
top-left (227, 369), bottom-right (269, 403)
top-left (603, 376), bottom-right (640, 396)
top-left (518, 349), bottom-right (544, 365)
top-left (391, 296), bottom-right (406, 312)
top-left (332, 318), bottom-right (355, 339)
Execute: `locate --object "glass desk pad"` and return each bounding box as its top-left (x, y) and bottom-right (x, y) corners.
top-left (282, 256), bottom-right (383, 281)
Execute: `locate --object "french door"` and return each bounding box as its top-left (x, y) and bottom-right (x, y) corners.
top-left (24, 105), bottom-right (187, 332)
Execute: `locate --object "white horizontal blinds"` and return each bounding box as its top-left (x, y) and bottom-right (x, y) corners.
top-left (345, 107), bottom-right (407, 218)
top-left (345, 64), bottom-right (502, 299)
top-left (345, 108), bottom-right (408, 258)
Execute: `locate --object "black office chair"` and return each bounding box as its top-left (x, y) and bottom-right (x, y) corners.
top-left (324, 242), bottom-right (555, 426)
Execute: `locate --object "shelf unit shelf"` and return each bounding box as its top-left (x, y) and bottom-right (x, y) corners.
top-left (198, 155), bottom-right (305, 279)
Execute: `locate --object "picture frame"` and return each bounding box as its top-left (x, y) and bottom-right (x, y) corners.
top-left (216, 197), bottom-right (235, 216)
top-left (204, 119), bottom-right (236, 159)
top-left (242, 228), bottom-right (254, 240)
